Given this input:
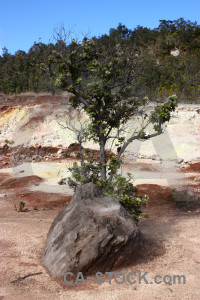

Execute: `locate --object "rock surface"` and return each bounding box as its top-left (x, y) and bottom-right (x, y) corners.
top-left (0, 94), bottom-right (200, 162)
top-left (42, 183), bottom-right (141, 279)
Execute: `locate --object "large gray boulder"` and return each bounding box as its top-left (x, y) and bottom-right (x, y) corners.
top-left (42, 183), bottom-right (141, 279)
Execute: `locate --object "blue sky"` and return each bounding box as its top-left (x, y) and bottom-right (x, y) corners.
top-left (0, 0), bottom-right (200, 55)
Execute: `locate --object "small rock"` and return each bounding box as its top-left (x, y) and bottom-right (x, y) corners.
top-left (57, 149), bottom-right (64, 155)
top-left (38, 148), bottom-right (45, 156)
top-left (57, 149), bottom-right (64, 158)
top-left (3, 144), bottom-right (9, 153)
top-left (35, 156), bottom-right (42, 162)
top-left (24, 157), bottom-right (32, 162)
top-left (70, 152), bottom-right (77, 157)
top-left (140, 154), bottom-right (146, 159)
top-left (151, 154), bottom-right (159, 160)
top-left (177, 158), bottom-right (184, 164)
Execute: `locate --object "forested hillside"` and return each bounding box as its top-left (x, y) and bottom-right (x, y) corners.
top-left (0, 18), bottom-right (200, 102)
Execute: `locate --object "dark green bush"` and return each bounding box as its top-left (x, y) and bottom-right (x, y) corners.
top-left (62, 162), bottom-right (148, 221)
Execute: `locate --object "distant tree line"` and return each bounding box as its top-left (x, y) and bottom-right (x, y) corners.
top-left (0, 18), bottom-right (200, 102)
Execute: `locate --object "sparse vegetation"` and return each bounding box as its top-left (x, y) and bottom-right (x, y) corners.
top-left (58, 178), bottom-right (67, 185)
top-left (143, 213), bottom-right (149, 218)
top-left (0, 18), bottom-right (200, 102)
top-left (43, 204), bottom-right (53, 211)
top-left (172, 186), bottom-right (200, 209)
top-left (65, 162), bottom-right (148, 221)
top-left (63, 150), bottom-right (70, 158)
top-left (14, 201), bottom-right (28, 212)
top-left (4, 139), bottom-right (14, 145)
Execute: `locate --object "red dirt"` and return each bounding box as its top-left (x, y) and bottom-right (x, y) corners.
top-left (0, 173), bottom-right (71, 210)
top-left (15, 191), bottom-right (71, 208)
top-left (0, 174), bottom-right (43, 189)
top-left (0, 106), bottom-right (17, 116)
top-left (20, 116), bottom-right (45, 130)
top-left (29, 146), bottom-right (63, 154)
top-left (139, 165), bottom-right (157, 172)
top-left (137, 184), bottom-right (174, 206)
top-left (0, 157), bottom-right (11, 168)
top-left (0, 93), bottom-right (69, 107)
top-left (0, 170), bottom-right (199, 298)
top-left (0, 105), bottom-right (12, 112)
top-left (183, 162), bottom-right (200, 173)
top-left (184, 176), bottom-right (196, 181)
top-left (136, 184), bottom-right (175, 216)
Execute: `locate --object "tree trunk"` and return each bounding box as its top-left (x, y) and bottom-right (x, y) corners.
top-left (79, 142), bottom-right (84, 166)
top-left (100, 138), bottom-right (106, 180)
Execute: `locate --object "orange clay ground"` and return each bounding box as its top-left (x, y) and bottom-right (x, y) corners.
top-left (0, 163), bottom-right (199, 299)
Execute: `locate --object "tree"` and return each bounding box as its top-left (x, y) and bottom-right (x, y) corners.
top-left (54, 29), bottom-right (178, 181)
top-left (27, 42), bottom-right (59, 93)
top-left (0, 20), bottom-right (199, 101)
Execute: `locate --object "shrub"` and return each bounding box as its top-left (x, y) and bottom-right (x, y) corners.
top-left (4, 139), bottom-right (14, 145)
top-left (97, 173), bottom-right (148, 221)
top-left (58, 178), bottom-right (67, 185)
top-left (65, 162), bottom-right (148, 221)
top-left (63, 150), bottom-right (70, 158)
top-left (66, 161), bottom-right (101, 190)
top-left (172, 186), bottom-right (200, 209)
top-left (14, 201), bottom-right (28, 212)
top-left (43, 204), bottom-right (53, 210)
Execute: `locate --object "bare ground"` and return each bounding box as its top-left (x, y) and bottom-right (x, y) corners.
top-left (0, 163), bottom-right (200, 299)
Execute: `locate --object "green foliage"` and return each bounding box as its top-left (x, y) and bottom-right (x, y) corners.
top-left (66, 161), bottom-right (101, 190)
top-left (64, 162), bottom-right (148, 221)
top-left (4, 139), bottom-right (14, 145)
top-left (14, 201), bottom-right (27, 212)
top-left (99, 174), bottom-right (148, 221)
top-left (63, 150), bottom-right (70, 158)
top-left (58, 178), bottom-right (67, 185)
top-left (150, 95), bottom-right (178, 131)
top-left (0, 43), bottom-right (60, 94)
top-left (43, 204), bottom-right (53, 210)
top-left (0, 18), bottom-right (200, 102)
top-left (85, 148), bottom-right (90, 154)
top-left (107, 154), bottom-right (122, 175)
top-left (172, 186), bottom-right (200, 209)
top-left (19, 201), bottom-right (25, 211)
